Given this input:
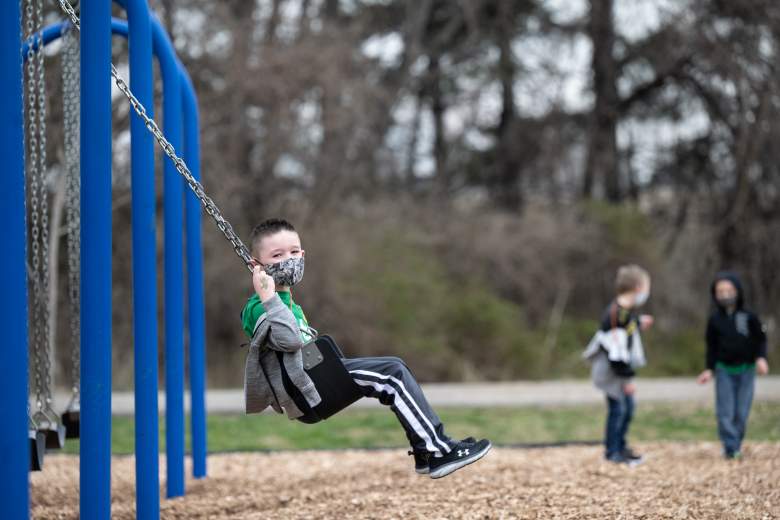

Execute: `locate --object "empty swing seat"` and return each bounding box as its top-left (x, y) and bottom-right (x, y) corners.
top-left (42, 422), bottom-right (66, 450)
top-left (62, 408), bottom-right (80, 439)
top-left (279, 335), bottom-right (363, 424)
top-left (29, 429), bottom-right (45, 471)
top-left (35, 412), bottom-right (66, 450)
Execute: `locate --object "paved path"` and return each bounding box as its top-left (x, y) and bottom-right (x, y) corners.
top-left (47, 376), bottom-right (780, 416)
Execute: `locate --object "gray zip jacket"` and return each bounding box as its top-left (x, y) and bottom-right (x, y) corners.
top-left (582, 328), bottom-right (646, 399)
top-left (243, 294), bottom-right (322, 419)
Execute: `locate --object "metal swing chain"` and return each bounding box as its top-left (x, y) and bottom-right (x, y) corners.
top-left (56, 0), bottom-right (256, 272)
top-left (35, 0), bottom-right (55, 412)
top-left (62, 26), bottom-right (81, 400)
top-left (25, 0), bottom-right (46, 413)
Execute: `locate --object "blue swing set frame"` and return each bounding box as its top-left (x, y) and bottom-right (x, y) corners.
top-left (1, 1), bottom-right (208, 518)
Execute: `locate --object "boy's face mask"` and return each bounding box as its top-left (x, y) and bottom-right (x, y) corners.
top-left (634, 291), bottom-right (649, 307)
top-left (717, 296), bottom-right (737, 308)
top-left (264, 256), bottom-right (305, 287)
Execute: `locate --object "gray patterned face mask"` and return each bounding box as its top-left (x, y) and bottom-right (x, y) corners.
top-left (264, 256), bottom-right (305, 287)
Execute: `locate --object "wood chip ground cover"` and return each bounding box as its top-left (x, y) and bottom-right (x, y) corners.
top-left (32, 442), bottom-right (779, 519)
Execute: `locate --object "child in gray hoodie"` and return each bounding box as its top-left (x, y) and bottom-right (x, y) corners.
top-left (240, 218), bottom-right (491, 479)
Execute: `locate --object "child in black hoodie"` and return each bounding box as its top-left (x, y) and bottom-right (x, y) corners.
top-left (696, 272), bottom-right (770, 459)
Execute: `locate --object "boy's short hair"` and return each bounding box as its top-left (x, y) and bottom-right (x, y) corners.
top-left (615, 264), bottom-right (650, 295)
top-left (250, 218), bottom-right (297, 255)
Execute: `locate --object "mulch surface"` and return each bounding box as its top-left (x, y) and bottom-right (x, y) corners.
top-left (31, 442), bottom-right (779, 519)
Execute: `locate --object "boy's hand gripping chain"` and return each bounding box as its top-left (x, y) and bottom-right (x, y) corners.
top-left (55, 0), bottom-right (256, 272)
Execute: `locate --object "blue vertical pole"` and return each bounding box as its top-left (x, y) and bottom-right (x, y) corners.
top-left (151, 19), bottom-right (185, 499)
top-left (0, 2), bottom-right (30, 518)
top-left (118, 1), bottom-right (160, 517)
top-left (80, 1), bottom-right (113, 519)
top-left (182, 69), bottom-right (208, 479)
top-left (163, 57), bottom-right (185, 502)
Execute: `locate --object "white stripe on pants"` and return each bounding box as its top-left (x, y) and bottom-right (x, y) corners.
top-left (343, 356), bottom-right (453, 455)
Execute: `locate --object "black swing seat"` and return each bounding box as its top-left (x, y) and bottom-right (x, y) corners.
top-left (32, 409), bottom-right (67, 450)
top-left (62, 408), bottom-right (80, 439)
top-left (29, 429), bottom-right (45, 471)
top-left (39, 420), bottom-right (66, 450)
top-left (282, 335), bottom-right (363, 424)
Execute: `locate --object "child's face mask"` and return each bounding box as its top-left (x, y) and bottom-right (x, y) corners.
top-left (715, 280), bottom-right (737, 308)
top-left (634, 291), bottom-right (649, 307)
top-left (717, 296), bottom-right (737, 308)
top-left (264, 256), bottom-right (305, 287)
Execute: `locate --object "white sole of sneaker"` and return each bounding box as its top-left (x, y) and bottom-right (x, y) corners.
top-left (429, 442), bottom-right (492, 479)
top-left (416, 468), bottom-right (429, 475)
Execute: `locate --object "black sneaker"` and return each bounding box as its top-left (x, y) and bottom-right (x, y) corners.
top-left (410, 438), bottom-right (476, 475)
top-left (606, 452), bottom-right (628, 464)
top-left (621, 447), bottom-right (644, 462)
top-left (724, 450), bottom-right (742, 460)
top-left (606, 452), bottom-right (642, 467)
top-left (408, 450), bottom-right (430, 475)
top-left (428, 438), bottom-right (491, 479)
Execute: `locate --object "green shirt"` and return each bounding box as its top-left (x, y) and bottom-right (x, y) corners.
top-left (241, 291), bottom-right (314, 342)
top-left (715, 361), bottom-right (755, 374)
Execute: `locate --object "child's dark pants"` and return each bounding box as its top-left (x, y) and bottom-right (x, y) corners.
top-left (343, 356), bottom-right (456, 456)
top-left (605, 392), bottom-right (634, 457)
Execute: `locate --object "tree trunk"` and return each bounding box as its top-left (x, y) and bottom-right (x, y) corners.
top-left (160, 0), bottom-right (176, 41)
top-left (495, 0), bottom-right (521, 211)
top-left (404, 93), bottom-right (422, 187)
top-left (313, 86), bottom-right (342, 203)
top-left (297, 0), bottom-right (312, 39)
top-left (583, 0), bottom-right (620, 202)
top-left (225, 1), bottom-right (262, 217)
top-left (264, 0), bottom-right (283, 45)
top-left (429, 56), bottom-right (447, 192)
top-left (249, 0), bottom-right (286, 215)
top-left (323, 0), bottom-right (340, 22)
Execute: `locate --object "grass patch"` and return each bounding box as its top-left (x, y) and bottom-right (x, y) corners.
top-left (59, 401), bottom-right (780, 455)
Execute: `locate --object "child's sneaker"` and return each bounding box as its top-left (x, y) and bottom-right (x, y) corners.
top-left (606, 451), bottom-right (642, 467)
top-left (409, 437), bottom-right (476, 475)
top-left (408, 450), bottom-right (430, 475)
top-left (606, 452), bottom-right (628, 464)
top-left (621, 447), bottom-right (644, 462)
top-left (724, 450), bottom-right (742, 460)
top-left (428, 438), bottom-right (491, 479)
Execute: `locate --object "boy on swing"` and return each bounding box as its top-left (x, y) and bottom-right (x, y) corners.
top-left (240, 218), bottom-right (491, 479)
